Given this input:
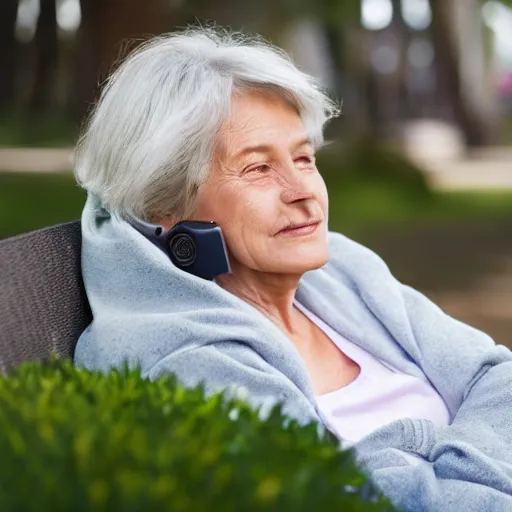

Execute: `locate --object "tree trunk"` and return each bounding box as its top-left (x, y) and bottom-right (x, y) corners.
top-left (29, 0), bottom-right (58, 114)
top-left (68, 0), bottom-right (100, 122)
top-left (429, 0), bottom-right (492, 147)
top-left (69, 0), bottom-right (172, 122)
top-left (390, 0), bottom-right (411, 120)
top-left (0, 0), bottom-right (20, 112)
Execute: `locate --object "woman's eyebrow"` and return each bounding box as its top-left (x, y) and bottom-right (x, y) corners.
top-left (235, 144), bottom-right (272, 160)
top-left (234, 137), bottom-right (313, 161)
top-left (292, 137), bottom-right (314, 151)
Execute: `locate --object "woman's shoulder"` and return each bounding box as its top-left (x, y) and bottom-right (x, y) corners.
top-left (325, 231), bottom-right (392, 279)
top-left (299, 231), bottom-right (402, 320)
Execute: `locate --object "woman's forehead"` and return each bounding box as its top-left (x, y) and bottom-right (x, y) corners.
top-left (217, 93), bottom-right (310, 160)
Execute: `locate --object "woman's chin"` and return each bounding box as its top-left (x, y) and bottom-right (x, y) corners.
top-left (273, 248), bottom-right (329, 275)
top-left (303, 253), bottom-right (329, 272)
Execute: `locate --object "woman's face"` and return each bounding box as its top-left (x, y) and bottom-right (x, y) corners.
top-left (192, 91), bottom-right (329, 276)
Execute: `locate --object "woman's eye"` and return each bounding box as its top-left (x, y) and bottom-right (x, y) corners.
top-left (295, 156), bottom-right (315, 167)
top-left (246, 164), bottom-right (270, 173)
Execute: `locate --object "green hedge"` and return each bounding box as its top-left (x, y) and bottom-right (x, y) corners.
top-left (0, 359), bottom-right (394, 511)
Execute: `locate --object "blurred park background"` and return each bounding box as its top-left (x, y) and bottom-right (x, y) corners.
top-left (2, 0), bottom-right (512, 346)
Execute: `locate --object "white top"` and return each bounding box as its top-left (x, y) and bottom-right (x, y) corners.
top-left (295, 301), bottom-right (451, 451)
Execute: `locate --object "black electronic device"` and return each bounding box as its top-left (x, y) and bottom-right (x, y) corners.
top-left (128, 217), bottom-right (231, 280)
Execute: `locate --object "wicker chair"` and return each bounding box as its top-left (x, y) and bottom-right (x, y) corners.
top-left (0, 221), bottom-right (92, 371)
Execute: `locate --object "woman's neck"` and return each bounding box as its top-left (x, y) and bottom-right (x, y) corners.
top-left (216, 268), bottom-right (303, 335)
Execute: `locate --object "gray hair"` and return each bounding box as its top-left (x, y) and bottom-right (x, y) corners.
top-left (74, 27), bottom-right (340, 223)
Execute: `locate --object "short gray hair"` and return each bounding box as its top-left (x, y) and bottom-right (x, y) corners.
top-left (74, 27), bottom-right (340, 223)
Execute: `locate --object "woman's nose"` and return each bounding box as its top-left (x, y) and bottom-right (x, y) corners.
top-left (279, 164), bottom-right (315, 204)
top-left (280, 187), bottom-right (314, 204)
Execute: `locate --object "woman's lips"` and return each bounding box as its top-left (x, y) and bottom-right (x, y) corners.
top-left (277, 221), bottom-right (322, 236)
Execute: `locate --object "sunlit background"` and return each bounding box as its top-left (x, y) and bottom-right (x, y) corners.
top-left (2, 0), bottom-right (512, 347)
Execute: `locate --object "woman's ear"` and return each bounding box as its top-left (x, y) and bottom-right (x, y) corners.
top-left (158, 215), bottom-right (180, 231)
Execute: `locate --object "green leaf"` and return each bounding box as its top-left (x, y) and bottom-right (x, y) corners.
top-left (0, 358), bottom-right (394, 511)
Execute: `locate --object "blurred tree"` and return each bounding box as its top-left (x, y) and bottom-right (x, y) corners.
top-left (0, 0), bottom-right (20, 112)
top-left (69, 0), bottom-right (174, 121)
top-left (429, 0), bottom-right (494, 147)
top-left (29, 0), bottom-right (58, 114)
top-left (495, 0), bottom-right (512, 8)
top-left (180, 0), bottom-right (263, 29)
top-left (61, 0), bottom-right (504, 147)
top-left (310, 0), bottom-right (374, 140)
top-left (390, 0), bottom-right (411, 119)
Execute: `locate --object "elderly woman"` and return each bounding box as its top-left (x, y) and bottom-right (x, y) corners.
top-left (74, 28), bottom-right (512, 510)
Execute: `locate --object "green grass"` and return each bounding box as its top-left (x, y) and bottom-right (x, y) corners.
top-left (2, 171), bottom-right (512, 241)
top-left (0, 172), bottom-right (86, 239)
top-left (327, 178), bottom-right (512, 237)
top-left (0, 113), bottom-right (79, 148)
